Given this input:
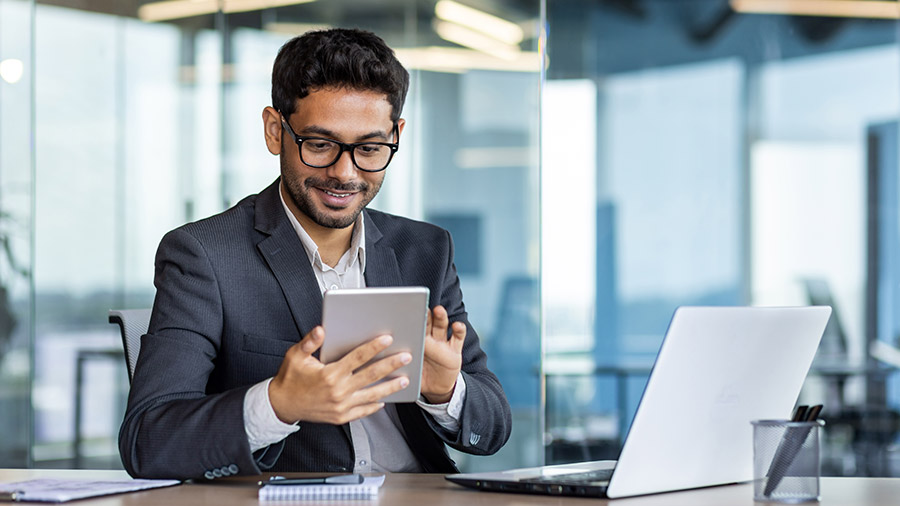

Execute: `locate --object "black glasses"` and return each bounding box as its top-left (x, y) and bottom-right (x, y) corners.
top-left (280, 116), bottom-right (399, 173)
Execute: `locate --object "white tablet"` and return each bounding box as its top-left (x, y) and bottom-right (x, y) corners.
top-left (321, 286), bottom-right (429, 403)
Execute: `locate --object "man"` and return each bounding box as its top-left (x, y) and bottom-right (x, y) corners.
top-left (118, 28), bottom-right (511, 480)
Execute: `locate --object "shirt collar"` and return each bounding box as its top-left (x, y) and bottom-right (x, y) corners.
top-left (278, 182), bottom-right (367, 274)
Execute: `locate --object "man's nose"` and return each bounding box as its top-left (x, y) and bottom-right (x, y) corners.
top-left (325, 149), bottom-right (357, 182)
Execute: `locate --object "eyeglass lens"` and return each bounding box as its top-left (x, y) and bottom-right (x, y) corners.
top-left (301, 139), bottom-right (392, 171)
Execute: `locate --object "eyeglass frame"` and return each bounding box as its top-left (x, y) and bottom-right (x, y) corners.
top-left (279, 114), bottom-right (400, 173)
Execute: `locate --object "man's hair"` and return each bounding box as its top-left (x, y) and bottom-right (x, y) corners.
top-left (272, 28), bottom-right (410, 122)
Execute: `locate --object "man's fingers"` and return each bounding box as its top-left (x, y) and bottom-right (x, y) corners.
top-left (348, 352), bottom-right (411, 390)
top-left (335, 334), bottom-right (393, 373)
top-left (450, 321), bottom-right (466, 352)
top-left (328, 377), bottom-right (409, 424)
top-left (296, 326), bottom-right (325, 355)
top-left (430, 305), bottom-right (450, 336)
top-left (354, 375), bottom-right (410, 404)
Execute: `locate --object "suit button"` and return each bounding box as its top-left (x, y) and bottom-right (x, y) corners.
top-left (219, 466), bottom-right (231, 477)
top-left (204, 471), bottom-right (215, 480)
top-left (212, 469), bottom-right (223, 478)
top-left (228, 464), bottom-right (239, 474)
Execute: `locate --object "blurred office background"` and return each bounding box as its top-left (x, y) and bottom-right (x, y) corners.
top-left (1, 0), bottom-right (900, 478)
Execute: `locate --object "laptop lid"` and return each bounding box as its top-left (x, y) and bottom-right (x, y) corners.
top-left (606, 306), bottom-right (830, 498)
top-left (445, 306), bottom-right (831, 499)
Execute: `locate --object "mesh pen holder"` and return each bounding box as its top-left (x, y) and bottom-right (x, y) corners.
top-left (752, 419), bottom-right (824, 503)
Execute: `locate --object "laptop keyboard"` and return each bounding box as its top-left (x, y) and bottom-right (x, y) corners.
top-left (520, 468), bottom-right (614, 485)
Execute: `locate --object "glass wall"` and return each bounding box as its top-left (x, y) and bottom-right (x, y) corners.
top-left (544, 0), bottom-right (900, 476)
top-left (0, 0), bottom-right (34, 469)
top-left (8, 0), bottom-right (900, 479)
top-left (0, 0), bottom-right (542, 471)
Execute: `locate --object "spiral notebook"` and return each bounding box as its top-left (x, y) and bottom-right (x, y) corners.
top-left (258, 475), bottom-right (385, 501)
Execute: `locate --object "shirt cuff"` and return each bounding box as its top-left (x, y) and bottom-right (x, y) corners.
top-left (416, 372), bottom-right (466, 433)
top-left (244, 377), bottom-right (300, 453)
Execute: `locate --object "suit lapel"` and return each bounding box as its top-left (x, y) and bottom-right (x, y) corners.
top-left (363, 211), bottom-right (402, 288)
top-left (254, 180), bottom-right (322, 337)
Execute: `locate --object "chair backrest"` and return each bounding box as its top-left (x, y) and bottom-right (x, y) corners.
top-left (109, 309), bottom-right (152, 383)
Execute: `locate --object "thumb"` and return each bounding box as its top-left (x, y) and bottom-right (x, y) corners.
top-left (298, 326), bottom-right (325, 355)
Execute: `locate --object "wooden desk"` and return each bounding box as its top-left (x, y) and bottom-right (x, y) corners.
top-left (2, 469), bottom-right (899, 505)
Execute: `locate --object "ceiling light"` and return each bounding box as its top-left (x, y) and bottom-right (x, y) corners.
top-left (138, 0), bottom-right (317, 22)
top-left (223, 0), bottom-right (316, 14)
top-left (731, 0), bottom-right (900, 19)
top-left (138, 0), bottom-right (216, 21)
top-left (434, 20), bottom-right (520, 61)
top-left (435, 0), bottom-right (524, 45)
top-left (0, 59), bottom-right (24, 84)
top-left (394, 46), bottom-right (541, 73)
top-left (263, 22), bottom-right (332, 35)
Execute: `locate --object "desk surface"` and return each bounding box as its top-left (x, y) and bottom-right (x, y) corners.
top-left (2, 469), bottom-right (899, 505)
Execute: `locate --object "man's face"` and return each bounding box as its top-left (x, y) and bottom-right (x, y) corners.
top-left (277, 87), bottom-right (402, 230)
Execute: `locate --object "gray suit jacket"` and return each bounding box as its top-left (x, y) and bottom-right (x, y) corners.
top-left (118, 179), bottom-right (511, 480)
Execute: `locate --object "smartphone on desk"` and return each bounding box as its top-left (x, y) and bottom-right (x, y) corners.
top-left (320, 287), bottom-right (429, 403)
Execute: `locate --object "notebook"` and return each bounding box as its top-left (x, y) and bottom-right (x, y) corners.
top-left (258, 475), bottom-right (385, 501)
top-left (446, 306), bottom-right (832, 499)
top-left (0, 478), bottom-right (180, 502)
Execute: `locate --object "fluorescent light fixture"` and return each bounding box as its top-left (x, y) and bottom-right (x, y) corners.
top-left (394, 46), bottom-right (541, 73)
top-left (138, 0), bottom-right (317, 22)
top-left (434, 20), bottom-right (520, 61)
top-left (139, 0), bottom-right (216, 21)
top-left (263, 22), bottom-right (332, 35)
top-left (435, 0), bottom-right (524, 45)
top-left (0, 58), bottom-right (24, 84)
top-left (731, 0), bottom-right (900, 19)
top-left (223, 0), bottom-right (316, 13)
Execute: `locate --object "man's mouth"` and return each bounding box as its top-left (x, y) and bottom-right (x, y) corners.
top-left (323, 189), bottom-right (353, 198)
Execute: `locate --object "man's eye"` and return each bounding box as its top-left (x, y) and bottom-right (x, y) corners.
top-left (306, 141), bottom-right (334, 151)
top-left (356, 144), bottom-right (384, 156)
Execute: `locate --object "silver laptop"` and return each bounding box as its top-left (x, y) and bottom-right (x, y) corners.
top-left (446, 306), bottom-right (832, 498)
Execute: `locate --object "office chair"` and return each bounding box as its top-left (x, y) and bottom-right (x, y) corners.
top-left (108, 308), bottom-right (152, 383)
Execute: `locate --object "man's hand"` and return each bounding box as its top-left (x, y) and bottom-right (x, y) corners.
top-left (268, 326), bottom-right (412, 425)
top-left (420, 305), bottom-right (466, 404)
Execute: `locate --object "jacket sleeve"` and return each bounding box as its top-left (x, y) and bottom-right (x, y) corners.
top-left (118, 227), bottom-right (273, 479)
top-left (422, 230), bottom-right (512, 456)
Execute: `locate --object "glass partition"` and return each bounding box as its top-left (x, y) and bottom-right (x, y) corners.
top-left (544, 0), bottom-right (900, 476)
top-left (0, 0), bottom-right (34, 469)
top-left (1, 0), bottom-right (543, 471)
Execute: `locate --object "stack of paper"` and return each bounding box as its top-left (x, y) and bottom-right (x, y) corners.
top-left (0, 478), bottom-right (180, 502)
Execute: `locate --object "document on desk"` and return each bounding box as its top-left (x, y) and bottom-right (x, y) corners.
top-left (0, 478), bottom-right (180, 502)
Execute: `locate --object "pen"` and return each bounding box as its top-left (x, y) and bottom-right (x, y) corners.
top-left (763, 404), bottom-right (823, 497)
top-left (761, 404), bottom-right (807, 493)
top-left (0, 490), bottom-right (23, 502)
top-left (804, 405), bottom-right (823, 423)
top-left (258, 474), bottom-right (364, 487)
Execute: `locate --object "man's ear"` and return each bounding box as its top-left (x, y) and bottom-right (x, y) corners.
top-left (396, 118), bottom-right (406, 140)
top-left (262, 106), bottom-right (282, 155)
